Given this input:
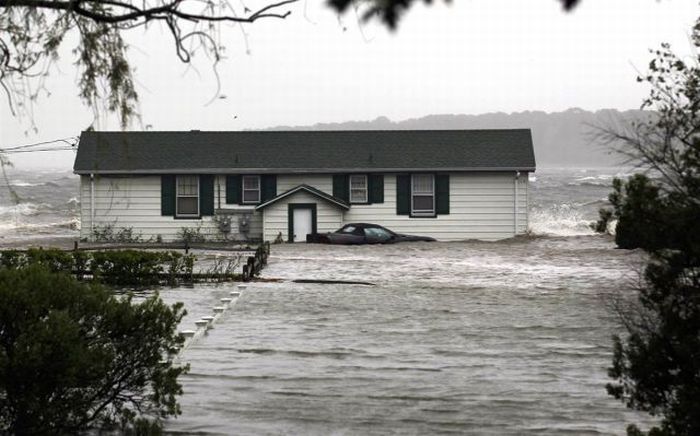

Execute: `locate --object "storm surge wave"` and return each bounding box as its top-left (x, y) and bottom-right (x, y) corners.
top-left (528, 204), bottom-right (596, 237)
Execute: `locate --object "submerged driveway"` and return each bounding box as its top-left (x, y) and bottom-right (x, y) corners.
top-left (163, 238), bottom-right (652, 435)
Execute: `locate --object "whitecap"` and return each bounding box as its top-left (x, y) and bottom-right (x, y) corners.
top-left (66, 197), bottom-right (80, 207)
top-left (0, 218), bottom-right (80, 234)
top-left (0, 203), bottom-right (40, 217)
top-left (528, 204), bottom-right (595, 237)
top-left (2, 180), bottom-right (43, 187)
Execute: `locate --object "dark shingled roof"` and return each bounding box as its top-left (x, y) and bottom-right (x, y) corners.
top-left (73, 130), bottom-right (536, 174)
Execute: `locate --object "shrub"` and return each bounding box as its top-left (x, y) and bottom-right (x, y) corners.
top-left (177, 226), bottom-right (206, 244)
top-left (89, 250), bottom-right (196, 286)
top-left (0, 265), bottom-right (188, 434)
top-left (599, 20), bottom-right (700, 435)
top-left (0, 250), bottom-right (198, 287)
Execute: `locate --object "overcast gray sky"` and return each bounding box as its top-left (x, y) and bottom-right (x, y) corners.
top-left (1, 0), bottom-right (698, 169)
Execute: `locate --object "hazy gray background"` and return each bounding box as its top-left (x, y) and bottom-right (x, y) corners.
top-left (0, 0), bottom-right (698, 169)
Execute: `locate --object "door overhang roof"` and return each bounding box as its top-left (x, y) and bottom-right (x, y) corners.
top-left (255, 184), bottom-right (350, 211)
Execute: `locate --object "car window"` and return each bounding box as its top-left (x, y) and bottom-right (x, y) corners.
top-left (337, 225), bottom-right (363, 235)
top-left (364, 227), bottom-right (392, 240)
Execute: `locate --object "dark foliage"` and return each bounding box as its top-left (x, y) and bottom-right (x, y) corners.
top-left (90, 250), bottom-right (195, 286)
top-left (327, 0), bottom-right (582, 29)
top-left (607, 252), bottom-right (700, 435)
top-left (0, 248), bottom-right (195, 286)
top-left (597, 15), bottom-right (700, 436)
top-left (604, 175), bottom-right (700, 256)
top-left (0, 265), bottom-right (188, 435)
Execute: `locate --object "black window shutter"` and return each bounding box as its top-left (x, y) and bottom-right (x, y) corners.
top-left (396, 174), bottom-right (410, 215)
top-left (161, 175), bottom-right (176, 216)
top-left (436, 174), bottom-right (450, 215)
top-left (369, 174), bottom-right (384, 204)
top-left (332, 174), bottom-right (349, 202)
top-left (261, 175), bottom-right (277, 202)
top-left (200, 175), bottom-right (215, 216)
top-left (226, 175), bottom-right (241, 204)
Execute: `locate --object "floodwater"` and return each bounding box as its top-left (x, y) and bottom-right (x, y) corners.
top-left (161, 237), bottom-right (653, 435)
top-left (0, 167), bottom-right (656, 433)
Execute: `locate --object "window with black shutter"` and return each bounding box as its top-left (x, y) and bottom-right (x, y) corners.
top-left (242, 175), bottom-right (261, 204)
top-left (411, 174), bottom-right (435, 217)
top-left (176, 176), bottom-right (199, 217)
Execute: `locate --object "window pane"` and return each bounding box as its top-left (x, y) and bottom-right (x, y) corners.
top-left (412, 174), bottom-right (433, 194)
top-left (243, 176), bottom-right (259, 189)
top-left (365, 228), bottom-right (391, 240)
top-left (350, 175), bottom-right (367, 189)
top-left (177, 197), bottom-right (198, 215)
top-left (177, 176), bottom-right (198, 196)
top-left (243, 190), bottom-right (260, 203)
top-left (350, 175), bottom-right (367, 202)
top-left (374, 228), bottom-right (391, 238)
top-left (350, 189), bottom-right (367, 202)
top-left (413, 195), bottom-right (433, 211)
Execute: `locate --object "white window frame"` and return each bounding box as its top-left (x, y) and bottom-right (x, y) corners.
top-left (349, 174), bottom-right (368, 204)
top-left (411, 174), bottom-right (435, 217)
top-left (242, 175), bottom-right (261, 204)
top-left (176, 175), bottom-right (200, 217)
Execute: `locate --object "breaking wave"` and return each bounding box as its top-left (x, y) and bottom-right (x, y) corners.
top-left (7, 180), bottom-right (44, 188)
top-left (528, 204), bottom-right (596, 237)
top-left (566, 173), bottom-right (633, 188)
top-left (0, 202), bottom-right (41, 217)
top-left (0, 219), bottom-right (79, 231)
top-left (0, 201), bottom-right (79, 238)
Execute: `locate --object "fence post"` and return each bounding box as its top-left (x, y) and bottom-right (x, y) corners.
top-left (247, 256), bottom-right (255, 276)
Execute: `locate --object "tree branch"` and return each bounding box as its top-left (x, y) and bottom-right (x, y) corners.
top-left (0, 0), bottom-right (296, 24)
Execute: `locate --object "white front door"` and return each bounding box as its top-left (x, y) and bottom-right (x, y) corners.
top-left (292, 208), bottom-right (313, 242)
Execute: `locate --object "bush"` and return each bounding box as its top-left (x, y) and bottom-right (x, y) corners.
top-left (177, 226), bottom-right (206, 244)
top-left (0, 265), bottom-right (188, 434)
top-left (599, 19), bottom-right (700, 435)
top-left (0, 249), bottom-right (197, 287)
top-left (591, 208), bottom-right (613, 234)
top-left (92, 224), bottom-right (146, 243)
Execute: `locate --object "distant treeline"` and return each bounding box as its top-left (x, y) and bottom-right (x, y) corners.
top-left (267, 108), bottom-right (650, 167)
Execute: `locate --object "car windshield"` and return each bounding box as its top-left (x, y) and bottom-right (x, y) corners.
top-left (337, 225), bottom-right (356, 234)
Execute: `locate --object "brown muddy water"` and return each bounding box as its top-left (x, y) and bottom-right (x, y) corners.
top-left (159, 237), bottom-right (653, 435)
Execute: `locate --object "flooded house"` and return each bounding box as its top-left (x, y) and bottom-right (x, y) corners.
top-left (73, 130), bottom-right (536, 242)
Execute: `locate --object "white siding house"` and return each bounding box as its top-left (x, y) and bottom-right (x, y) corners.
top-left (74, 130), bottom-right (535, 242)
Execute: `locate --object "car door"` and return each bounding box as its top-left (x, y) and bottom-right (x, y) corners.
top-left (332, 225), bottom-right (366, 244)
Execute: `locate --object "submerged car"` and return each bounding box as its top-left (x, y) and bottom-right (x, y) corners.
top-left (308, 223), bottom-right (436, 245)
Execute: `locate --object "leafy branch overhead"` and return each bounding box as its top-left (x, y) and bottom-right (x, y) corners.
top-left (0, 0), bottom-right (298, 128)
top-left (1, 0), bottom-right (583, 129)
top-left (327, 0), bottom-right (582, 30)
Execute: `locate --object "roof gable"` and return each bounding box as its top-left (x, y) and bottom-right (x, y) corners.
top-left (256, 184), bottom-right (350, 210)
top-left (73, 129), bottom-right (536, 174)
